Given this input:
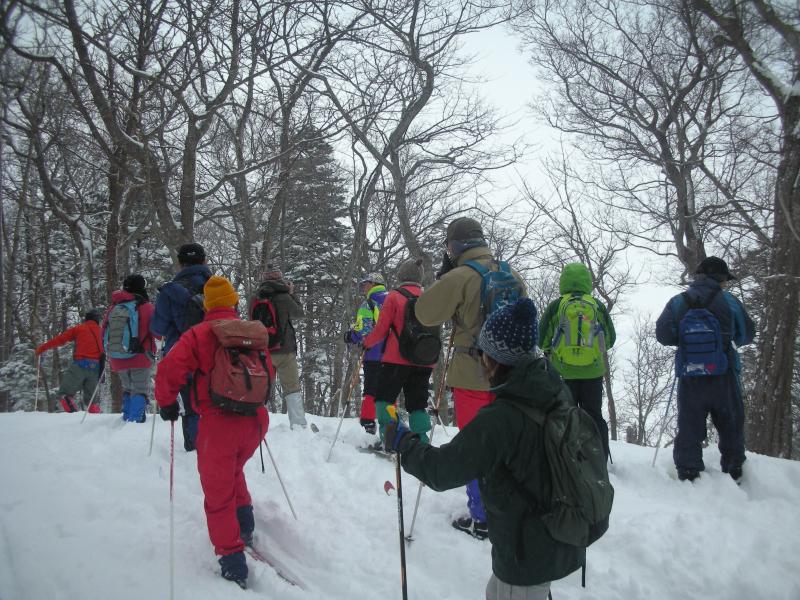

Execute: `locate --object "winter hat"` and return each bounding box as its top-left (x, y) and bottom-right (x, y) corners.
top-left (123, 274), bottom-right (147, 296)
top-left (84, 308), bottom-right (102, 323)
top-left (359, 272), bottom-right (386, 287)
top-left (177, 242), bottom-right (206, 265)
top-left (477, 298), bottom-right (539, 366)
top-left (445, 217), bottom-right (487, 258)
top-left (262, 264), bottom-right (284, 281)
top-left (396, 258), bottom-right (424, 284)
top-left (203, 275), bottom-right (239, 310)
top-left (695, 256), bottom-right (737, 282)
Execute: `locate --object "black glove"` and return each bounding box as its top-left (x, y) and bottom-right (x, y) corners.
top-left (427, 406), bottom-right (439, 419)
top-left (159, 403), bottom-right (180, 422)
top-left (384, 419), bottom-right (411, 453)
top-left (435, 251), bottom-right (455, 280)
top-left (360, 419), bottom-right (376, 435)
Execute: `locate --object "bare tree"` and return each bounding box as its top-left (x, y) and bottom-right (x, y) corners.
top-left (692, 0), bottom-right (800, 460)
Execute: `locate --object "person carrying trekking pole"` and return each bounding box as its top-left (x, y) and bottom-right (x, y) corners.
top-left (655, 257), bottom-right (755, 482)
top-left (102, 274), bottom-right (159, 423)
top-left (150, 243), bottom-right (211, 451)
top-left (344, 273), bottom-right (388, 435)
top-left (363, 258), bottom-right (440, 446)
top-left (538, 262), bottom-right (615, 460)
top-left (35, 309), bottom-right (104, 413)
top-left (383, 299), bottom-right (586, 600)
top-left (155, 275), bottom-right (272, 590)
top-left (414, 217), bottom-right (525, 540)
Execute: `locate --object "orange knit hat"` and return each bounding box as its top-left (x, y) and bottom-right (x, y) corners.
top-left (203, 275), bottom-right (239, 310)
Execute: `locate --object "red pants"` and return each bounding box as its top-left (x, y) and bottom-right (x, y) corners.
top-left (453, 388), bottom-right (495, 429)
top-left (196, 409), bottom-right (269, 555)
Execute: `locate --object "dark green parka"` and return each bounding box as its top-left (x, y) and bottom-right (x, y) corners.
top-left (397, 355), bottom-right (585, 586)
top-left (249, 279), bottom-right (304, 354)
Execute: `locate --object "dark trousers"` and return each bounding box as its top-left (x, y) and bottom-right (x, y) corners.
top-left (362, 360), bottom-right (382, 399)
top-left (566, 377), bottom-right (609, 459)
top-left (673, 372), bottom-right (745, 473)
top-left (375, 364), bottom-right (433, 412)
top-left (180, 382), bottom-right (199, 452)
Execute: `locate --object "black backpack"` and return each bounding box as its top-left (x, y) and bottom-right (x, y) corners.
top-left (391, 287), bottom-right (441, 364)
top-left (175, 275), bottom-right (208, 333)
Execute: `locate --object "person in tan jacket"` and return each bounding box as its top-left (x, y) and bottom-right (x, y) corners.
top-left (414, 217), bottom-right (525, 539)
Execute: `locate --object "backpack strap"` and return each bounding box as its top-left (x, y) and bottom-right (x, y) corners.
top-left (681, 286), bottom-right (721, 311)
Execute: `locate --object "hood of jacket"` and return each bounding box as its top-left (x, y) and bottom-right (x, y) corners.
top-left (257, 279), bottom-right (290, 297)
top-left (111, 289), bottom-right (137, 304)
top-left (559, 263), bottom-right (592, 295)
top-left (493, 355), bottom-right (564, 413)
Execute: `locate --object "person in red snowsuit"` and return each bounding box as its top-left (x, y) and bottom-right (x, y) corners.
top-left (155, 275), bottom-right (269, 588)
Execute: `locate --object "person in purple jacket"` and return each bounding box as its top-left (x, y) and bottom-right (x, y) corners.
top-left (344, 273), bottom-right (388, 434)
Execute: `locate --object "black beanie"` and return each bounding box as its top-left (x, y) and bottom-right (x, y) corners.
top-left (85, 309), bottom-right (102, 323)
top-left (123, 274), bottom-right (149, 301)
top-left (177, 243), bottom-right (206, 265)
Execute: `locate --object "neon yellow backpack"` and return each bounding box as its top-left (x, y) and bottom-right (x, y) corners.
top-left (552, 293), bottom-right (603, 368)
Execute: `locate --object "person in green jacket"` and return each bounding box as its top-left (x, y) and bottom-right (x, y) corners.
top-left (385, 298), bottom-right (584, 600)
top-left (538, 263), bottom-right (615, 459)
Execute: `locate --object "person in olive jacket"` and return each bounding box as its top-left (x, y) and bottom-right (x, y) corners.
top-left (385, 298), bottom-right (583, 600)
top-left (249, 265), bottom-right (306, 428)
top-left (414, 216), bottom-right (526, 539)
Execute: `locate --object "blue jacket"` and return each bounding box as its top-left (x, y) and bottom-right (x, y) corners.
top-left (655, 277), bottom-right (755, 373)
top-left (150, 264), bottom-right (212, 353)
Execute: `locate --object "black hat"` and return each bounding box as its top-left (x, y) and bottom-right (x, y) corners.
top-left (84, 309), bottom-right (102, 323)
top-left (123, 274), bottom-right (147, 295)
top-left (695, 256), bottom-right (737, 281)
top-left (177, 243), bottom-right (206, 265)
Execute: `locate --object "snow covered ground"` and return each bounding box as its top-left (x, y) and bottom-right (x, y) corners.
top-left (1, 411), bottom-right (799, 600)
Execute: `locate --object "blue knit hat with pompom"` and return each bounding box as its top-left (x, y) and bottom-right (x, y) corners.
top-left (477, 298), bottom-right (539, 366)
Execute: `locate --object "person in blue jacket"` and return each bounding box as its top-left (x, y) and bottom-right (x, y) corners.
top-left (655, 257), bottom-right (755, 482)
top-left (150, 242), bottom-right (212, 451)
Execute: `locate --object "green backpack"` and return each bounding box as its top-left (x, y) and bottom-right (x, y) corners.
top-left (552, 293), bottom-right (603, 370)
top-left (510, 385), bottom-right (613, 547)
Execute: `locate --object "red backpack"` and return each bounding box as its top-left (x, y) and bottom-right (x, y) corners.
top-left (206, 320), bottom-right (274, 415)
top-left (250, 297), bottom-right (281, 351)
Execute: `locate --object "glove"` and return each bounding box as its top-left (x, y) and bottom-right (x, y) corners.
top-left (384, 419), bottom-right (411, 453)
top-left (159, 403), bottom-right (180, 422)
top-left (427, 406), bottom-right (439, 419)
top-left (435, 251), bottom-right (455, 280)
top-left (360, 419), bottom-right (376, 435)
top-left (344, 330), bottom-right (356, 345)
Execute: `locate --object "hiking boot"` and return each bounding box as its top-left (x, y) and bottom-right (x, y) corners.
top-left (677, 469), bottom-right (699, 482)
top-left (360, 418), bottom-right (376, 435)
top-left (728, 466), bottom-right (743, 483)
top-left (219, 551), bottom-right (247, 589)
top-left (452, 516), bottom-right (488, 540)
top-left (237, 505), bottom-right (254, 547)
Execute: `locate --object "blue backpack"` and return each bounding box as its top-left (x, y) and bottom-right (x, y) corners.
top-left (104, 300), bottom-right (143, 359)
top-left (677, 289), bottom-right (728, 377)
top-left (464, 260), bottom-right (524, 324)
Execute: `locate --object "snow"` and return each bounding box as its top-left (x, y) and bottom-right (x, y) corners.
top-left (1, 411), bottom-right (800, 600)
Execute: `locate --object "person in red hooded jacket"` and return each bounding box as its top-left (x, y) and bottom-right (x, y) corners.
top-left (363, 258), bottom-right (435, 445)
top-left (102, 274), bottom-right (159, 422)
top-left (36, 309), bottom-right (104, 413)
top-left (155, 275), bottom-right (269, 589)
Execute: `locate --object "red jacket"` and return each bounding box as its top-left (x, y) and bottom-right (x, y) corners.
top-left (102, 290), bottom-right (159, 371)
top-left (363, 284), bottom-right (434, 368)
top-left (37, 320), bottom-right (103, 360)
top-left (154, 307), bottom-right (269, 419)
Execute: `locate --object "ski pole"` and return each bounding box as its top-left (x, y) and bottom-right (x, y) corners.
top-left (326, 350), bottom-right (365, 462)
top-left (34, 355), bottom-right (41, 412)
top-left (169, 420), bottom-right (175, 600)
top-left (387, 405), bottom-right (408, 600)
top-left (148, 399), bottom-right (158, 456)
top-left (80, 373), bottom-right (103, 424)
top-left (406, 331), bottom-right (454, 542)
top-left (264, 440), bottom-right (298, 521)
top-left (652, 374), bottom-right (677, 467)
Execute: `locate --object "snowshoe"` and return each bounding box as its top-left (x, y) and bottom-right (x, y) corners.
top-left (452, 516), bottom-right (488, 540)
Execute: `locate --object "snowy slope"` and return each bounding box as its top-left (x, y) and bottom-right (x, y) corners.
top-left (1, 411), bottom-right (799, 600)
